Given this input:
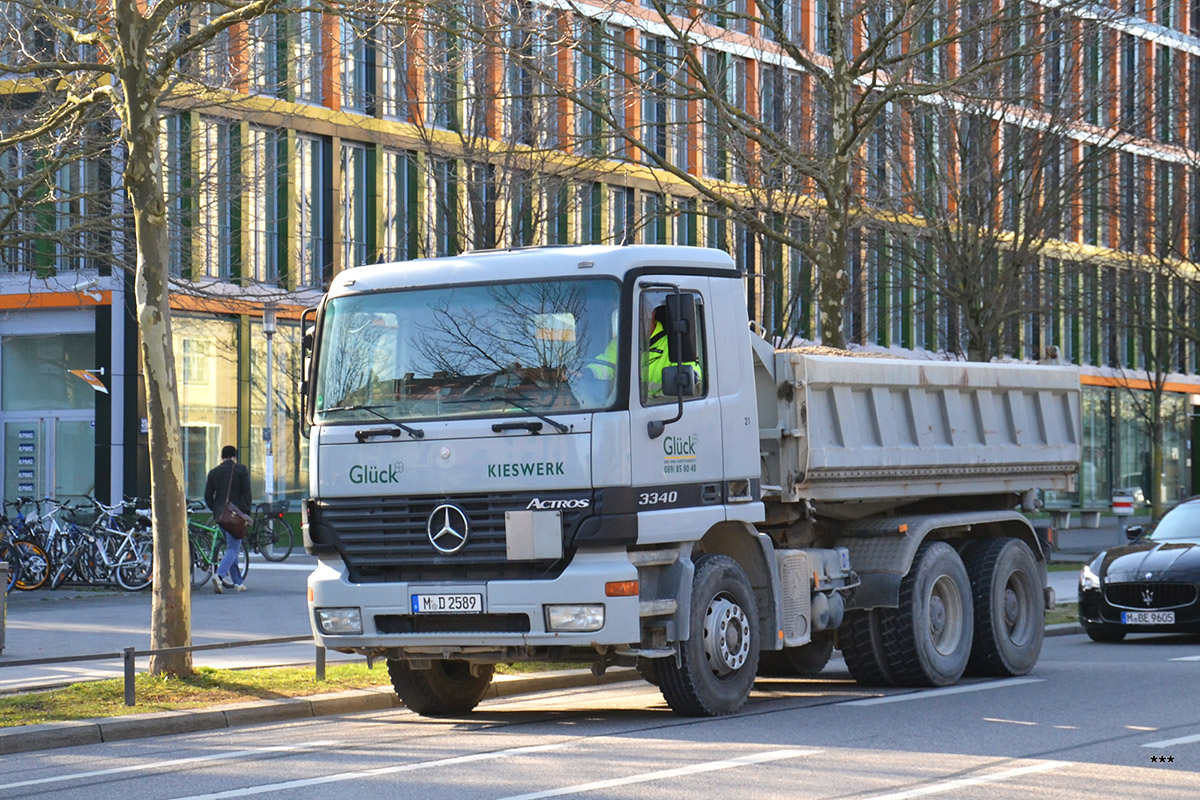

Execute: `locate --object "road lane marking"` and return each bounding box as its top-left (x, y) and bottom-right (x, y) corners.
top-left (858, 761), bottom-right (1069, 800)
top-left (983, 718), bottom-right (1037, 726)
top-left (1140, 733), bottom-right (1200, 748)
top-left (840, 678), bottom-right (1043, 706)
top-left (0, 741), bottom-right (337, 791)
top-left (169, 743), bottom-right (567, 799)
top-left (494, 749), bottom-right (822, 800)
top-left (1169, 655), bottom-right (1200, 661)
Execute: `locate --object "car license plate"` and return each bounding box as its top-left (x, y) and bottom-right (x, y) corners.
top-left (1121, 611), bottom-right (1174, 625)
top-left (411, 593), bottom-right (482, 614)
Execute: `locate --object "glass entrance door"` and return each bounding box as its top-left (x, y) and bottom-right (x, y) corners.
top-left (3, 417), bottom-right (95, 501)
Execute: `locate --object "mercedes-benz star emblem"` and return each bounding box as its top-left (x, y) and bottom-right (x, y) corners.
top-left (427, 504), bottom-right (470, 554)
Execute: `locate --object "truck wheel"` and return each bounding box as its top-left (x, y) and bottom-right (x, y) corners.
top-left (839, 610), bottom-right (896, 686)
top-left (757, 632), bottom-right (834, 676)
top-left (636, 657), bottom-right (661, 686)
top-left (965, 538), bottom-right (1043, 676)
top-left (658, 554), bottom-right (759, 716)
top-left (880, 541), bottom-right (973, 687)
top-left (387, 659), bottom-right (494, 716)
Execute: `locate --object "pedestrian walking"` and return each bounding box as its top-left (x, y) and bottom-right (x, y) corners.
top-left (204, 445), bottom-right (252, 593)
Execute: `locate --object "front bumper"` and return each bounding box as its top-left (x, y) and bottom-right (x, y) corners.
top-left (1078, 586), bottom-right (1200, 633)
top-left (308, 547), bottom-right (641, 651)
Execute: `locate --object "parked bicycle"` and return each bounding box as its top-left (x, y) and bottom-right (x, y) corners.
top-left (0, 498), bottom-right (50, 591)
top-left (48, 518), bottom-right (153, 591)
top-left (244, 501), bottom-right (294, 562)
top-left (187, 501), bottom-right (249, 588)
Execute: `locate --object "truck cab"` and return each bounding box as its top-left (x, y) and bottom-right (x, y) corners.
top-left (303, 246), bottom-right (779, 715)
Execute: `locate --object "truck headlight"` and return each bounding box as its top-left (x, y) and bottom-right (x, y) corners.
top-left (315, 607), bottom-right (363, 635)
top-left (1079, 564), bottom-right (1101, 592)
top-left (545, 604), bottom-right (605, 632)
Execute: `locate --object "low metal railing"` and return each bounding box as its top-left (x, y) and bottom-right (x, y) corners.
top-left (0, 635), bottom-right (329, 706)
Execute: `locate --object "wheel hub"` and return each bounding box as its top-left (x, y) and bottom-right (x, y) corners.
top-left (703, 594), bottom-right (751, 676)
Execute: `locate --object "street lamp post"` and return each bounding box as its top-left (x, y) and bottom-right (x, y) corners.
top-left (262, 305), bottom-right (277, 508)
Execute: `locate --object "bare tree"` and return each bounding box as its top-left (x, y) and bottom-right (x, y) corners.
top-left (0, 0), bottom-right (286, 677)
top-left (887, 12), bottom-right (1133, 361)
top-left (511, 0), bottom-right (1091, 348)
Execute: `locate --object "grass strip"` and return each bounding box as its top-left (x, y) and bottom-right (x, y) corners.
top-left (0, 661), bottom-right (574, 728)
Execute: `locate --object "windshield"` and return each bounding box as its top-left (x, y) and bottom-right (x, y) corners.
top-left (314, 278), bottom-right (621, 422)
top-left (1146, 503), bottom-right (1200, 544)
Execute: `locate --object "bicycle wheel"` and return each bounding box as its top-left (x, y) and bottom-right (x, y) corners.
top-left (49, 544), bottom-right (81, 590)
top-left (0, 542), bottom-right (21, 593)
top-left (115, 532), bottom-right (153, 591)
top-left (257, 517), bottom-right (294, 562)
top-left (188, 523), bottom-right (213, 584)
top-left (13, 539), bottom-right (48, 591)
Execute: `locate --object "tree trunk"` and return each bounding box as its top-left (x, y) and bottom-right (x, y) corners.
top-left (117, 2), bottom-right (192, 677)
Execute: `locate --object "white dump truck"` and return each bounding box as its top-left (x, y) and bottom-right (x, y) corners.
top-left (301, 245), bottom-right (1081, 716)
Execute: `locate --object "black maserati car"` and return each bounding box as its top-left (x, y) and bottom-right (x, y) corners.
top-left (1078, 497), bottom-right (1200, 642)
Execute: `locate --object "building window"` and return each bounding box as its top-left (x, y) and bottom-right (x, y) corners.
top-left (248, 13), bottom-right (284, 97)
top-left (381, 149), bottom-right (417, 262)
top-left (427, 16), bottom-right (460, 131)
top-left (341, 142), bottom-right (368, 269)
top-left (296, 11), bottom-right (325, 105)
top-left (673, 197), bottom-right (697, 246)
top-left (610, 186), bottom-right (633, 244)
top-left (432, 158), bottom-right (460, 256)
top-left (196, 117), bottom-right (233, 280)
top-left (246, 126), bottom-right (281, 283)
top-left (378, 23), bottom-right (411, 121)
top-left (296, 133), bottom-right (329, 287)
top-left (181, 337), bottom-right (212, 385)
top-left (580, 181), bottom-right (602, 244)
top-left (162, 115), bottom-right (190, 277)
top-left (467, 162), bottom-right (497, 250)
top-left (340, 18), bottom-right (371, 113)
top-left (642, 192), bottom-right (666, 244)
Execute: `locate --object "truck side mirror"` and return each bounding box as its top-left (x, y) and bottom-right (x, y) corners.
top-left (1125, 525), bottom-right (1143, 541)
top-left (664, 293), bottom-right (698, 364)
top-left (661, 365), bottom-right (700, 397)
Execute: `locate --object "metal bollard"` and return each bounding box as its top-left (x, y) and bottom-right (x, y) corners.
top-left (315, 645), bottom-right (326, 681)
top-left (0, 562), bottom-right (7, 655)
top-left (124, 647), bottom-right (137, 706)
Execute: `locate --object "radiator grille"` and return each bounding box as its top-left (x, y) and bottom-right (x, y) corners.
top-left (315, 493), bottom-right (586, 583)
top-left (1104, 582), bottom-right (1198, 610)
top-left (375, 613), bottom-right (531, 634)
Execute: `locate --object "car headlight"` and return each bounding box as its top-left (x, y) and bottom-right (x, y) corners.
top-left (315, 607), bottom-right (363, 635)
top-left (1079, 564), bottom-right (1101, 591)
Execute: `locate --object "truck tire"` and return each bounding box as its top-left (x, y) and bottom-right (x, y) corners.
top-left (636, 657), bottom-right (662, 686)
top-left (658, 554), bottom-right (759, 716)
top-left (964, 538), bottom-right (1043, 676)
top-left (387, 659), bottom-right (494, 716)
top-left (757, 632), bottom-right (834, 676)
top-left (879, 541), bottom-right (973, 687)
top-left (839, 610), bottom-right (896, 686)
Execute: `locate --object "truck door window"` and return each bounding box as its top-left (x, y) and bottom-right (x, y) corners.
top-left (639, 290), bottom-right (706, 406)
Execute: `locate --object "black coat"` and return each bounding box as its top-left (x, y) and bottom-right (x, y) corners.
top-left (204, 460), bottom-right (252, 515)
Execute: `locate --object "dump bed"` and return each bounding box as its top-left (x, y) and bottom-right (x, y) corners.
top-left (753, 338), bottom-right (1082, 506)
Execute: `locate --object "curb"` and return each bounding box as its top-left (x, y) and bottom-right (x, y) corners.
top-left (0, 668), bottom-right (637, 755)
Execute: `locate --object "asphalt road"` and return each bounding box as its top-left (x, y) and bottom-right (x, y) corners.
top-left (3, 632), bottom-right (1197, 799)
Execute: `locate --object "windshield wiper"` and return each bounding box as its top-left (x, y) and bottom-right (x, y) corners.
top-left (481, 393), bottom-right (570, 434)
top-left (322, 403), bottom-right (425, 440)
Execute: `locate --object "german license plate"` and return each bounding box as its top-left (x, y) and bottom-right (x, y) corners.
top-left (411, 593), bottom-right (482, 614)
top-left (1121, 611), bottom-right (1174, 625)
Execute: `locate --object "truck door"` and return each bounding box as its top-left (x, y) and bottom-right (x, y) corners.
top-left (628, 281), bottom-right (726, 542)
